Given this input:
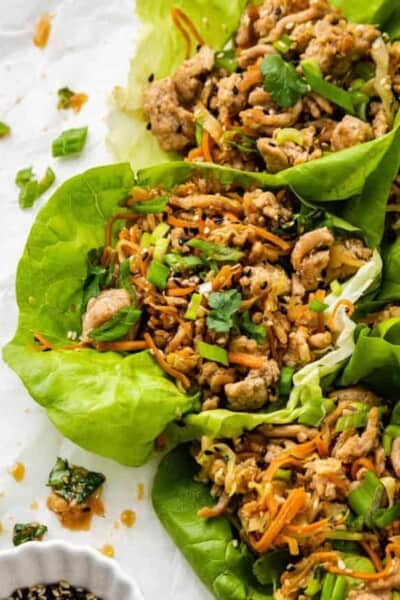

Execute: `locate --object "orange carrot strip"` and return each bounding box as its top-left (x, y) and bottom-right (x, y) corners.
top-left (280, 535), bottom-right (300, 556)
top-left (326, 543), bottom-right (400, 581)
top-left (202, 130), bottom-right (214, 163)
top-left (144, 332), bottom-right (191, 390)
top-left (70, 93), bottom-right (88, 113)
top-left (328, 299), bottom-right (354, 331)
top-left (285, 519), bottom-right (329, 536)
top-left (250, 488), bottom-right (307, 553)
top-left (186, 147), bottom-right (204, 161)
top-left (106, 213), bottom-right (138, 247)
top-left (228, 353), bottom-right (264, 370)
top-left (33, 332), bottom-right (53, 350)
top-left (171, 8), bottom-right (192, 58)
top-left (95, 340), bottom-right (148, 353)
top-left (251, 226), bottom-right (290, 251)
top-left (167, 286), bottom-right (197, 297)
top-left (238, 68), bottom-right (263, 93)
top-left (167, 215), bottom-right (202, 230)
top-left (263, 457), bottom-right (304, 483)
top-left (360, 540), bottom-right (383, 573)
top-left (171, 7), bottom-right (205, 50)
top-left (33, 14), bottom-right (52, 48)
top-left (351, 457), bottom-right (377, 480)
top-left (212, 264), bottom-right (241, 291)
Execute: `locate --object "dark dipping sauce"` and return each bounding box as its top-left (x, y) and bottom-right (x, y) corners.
top-left (7, 580), bottom-right (102, 599)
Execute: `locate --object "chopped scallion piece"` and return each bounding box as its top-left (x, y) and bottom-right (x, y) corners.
top-left (133, 195), bottom-right (169, 214)
top-left (189, 239), bottom-right (244, 263)
top-left (275, 127), bottom-right (303, 146)
top-left (301, 59), bottom-right (355, 114)
top-left (151, 222), bottom-right (170, 242)
top-left (13, 522), bottom-right (48, 546)
top-left (185, 293), bottom-right (202, 320)
top-left (196, 340), bottom-right (228, 366)
top-left (273, 34), bottom-right (293, 54)
top-left (153, 238), bottom-right (170, 263)
top-left (330, 279), bottom-right (342, 296)
top-left (308, 298), bottom-right (328, 313)
top-left (279, 366), bottom-right (295, 397)
top-left (274, 468), bottom-right (292, 482)
top-left (140, 232), bottom-right (152, 249)
top-left (52, 127), bottom-right (88, 157)
top-left (195, 121), bottom-right (203, 146)
top-left (147, 259), bottom-right (169, 290)
top-left (348, 471), bottom-right (385, 527)
top-left (320, 573), bottom-right (346, 600)
top-left (15, 166), bottom-right (56, 209)
top-left (89, 306), bottom-right (141, 342)
top-left (0, 120), bottom-right (10, 138)
top-left (335, 409), bottom-right (369, 432)
top-left (165, 253), bottom-right (204, 272)
top-left (214, 49), bottom-right (238, 73)
top-left (118, 259), bottom-right (136, 300)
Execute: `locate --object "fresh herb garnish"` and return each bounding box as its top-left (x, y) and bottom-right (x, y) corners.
top-left (118, 258), bottom-right (136, 299)
top-left (0, 121), bottom-right (10, 138)
top-left (240, 310), bottom-right (267, 343)
top-left (57, 87), bottom-right (74, 109)
top-left (214, 49), bottom-right (238, 73)
top-left (15, 166), bottom-right (55, 209)
top-left (188, 239), bottom-right (244, 263)
top-left (47, 457), bottom-right (105, 504)
top-left (261, 55), bottom-right (308, 108)
top-left (52, 127), bottom-right (88, 157)
top-left (308, 298), bottom-right (328, 313)
top-left (13, 522), bottom-right (48, 546)
top-left (82, 248), bottom-right (108, 310)
top-left (207, 289), bottom-right (242, 333)
top-left (132, 195), bottom-right (169, 214)
top-left (165, 253), bottom-right (204, 272)
top-left (89, 305), bottom-right (141, 342)
top-left (147, 259), bottom-right (170, 290)
top-left (196, 340), bottom-right (228, 365)
top-left (185, 293), bottom-right (202, 320)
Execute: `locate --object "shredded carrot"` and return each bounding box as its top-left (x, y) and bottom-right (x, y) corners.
top-left (186, 147), bottom-right (204, 161)
top-left (202, 130), bottom-right (214, 163)
top-left (314, 435), bottom-right (329, 458)
top-left (326, 543), bottom-right (400, 581)
top-left (167, 215), bottom-right (202, 230)
top-left (263, 457), bottom-right (304, 483)
top-left (106, 213), bottom-right (138, 247)
top-left (171, 7), bottom-right (205, 59)
top-left (33, 13), bottom-right (52, 48)
top-left (240, 297), bottom-right (259, 311)
top-left (167, 286), bottom-right (197, 297)
top-left (280, 535), bottom-right (300, 555)
top-left (285, 519), bottom-right (329, 536)
top-left (238, 67), bottom-right (264, 93)
top-left (144, 332), bottom-right (191, 389)
top-left (328, 299), bottom-right (354, 331)
top-left (228, 353), bottom-right (264, 370)
top-left (351, 457), bottom-right (377, 480)
top-left (70, 93), bottom-right (88, 113)
top-left (95, 340), bottom-right (148, 353)
top-left (213, 264), bottom-right (241, 291)
top-left (250, 488), bottom-right (307, 553)
top-left (360, 540), bottom-right (384, 572)
top-left (251, 226), bottom-right (290, 251)
top-left (265, 492), bottom-right (279, 520)
top-left (32, 332), bottom-right (53, 351)
top-left (324, 472), bottom-right (349, 493)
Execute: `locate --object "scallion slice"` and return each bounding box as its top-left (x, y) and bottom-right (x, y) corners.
top-left (153, 238), bottom-right (170, 263)
top-left (133, 195), bottom-right (168, 214)
top-left (348, 471), bottom-right (385, 527)
top-left (185, 293), bottom-right (202, 320)
top-left (279, 366), bottom-right (295, 397)
top-left (151, 222), bottom-right (170, 242)
top-left (196, 341), bottom-right (228, 366)
top-left (146, 260), bottom-right (169, 290)
top-left (301, 59), bottom-right (355, 114)
top-left (140, 232), bottom-right (152, 249)
top-left (0, 121), bottom-right (10, 138)
top-left (275, 128), bottom-right (303, 146)
top-left (308, 298), bottom-right (328, 313)
top-left (52, 127), bottom-right (88, 157)
top-left (273, 34), bottom-right (293, 54)
top-left (330, 280), bottom-right (342, 296)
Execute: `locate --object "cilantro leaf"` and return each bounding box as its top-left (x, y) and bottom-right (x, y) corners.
top-left (261, 55), bottom-right (308, 108)
top-left (240, 311), bottom-right (267, 344)
top-left (47, 457), bottom-right (105, 504)
top-left (207, 289), bottom-right (242, 333)
top-left (13, 522), bottom-right (48, 546)
top-left (57, 87), bottom-right (74, 109)
top-left (88, 305), bottom-right (142, 342)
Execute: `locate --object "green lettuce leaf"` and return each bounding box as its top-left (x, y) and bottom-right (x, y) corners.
top-left (385, 7), bottom-right (400, 39)
top-left (2, 164), bottom-right (199, 466)
top-left (330, 0), bottom-right (398, 24)
top-left (153, 446), bottom-right (273, 600)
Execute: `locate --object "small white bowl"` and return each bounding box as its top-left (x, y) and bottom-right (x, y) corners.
top-left (0, 540), bottom-right (143, 599)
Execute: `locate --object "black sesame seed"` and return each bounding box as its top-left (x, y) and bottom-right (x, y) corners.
top-left (176, 124), bottom-right (183, 134)
top-left (256, 459), bottom-right (266, 468)
top-left (148, 73), bottom-right (155, 83)
top-left (146, 122), bottom-right (152, 130)
top-left (178, 236), bottom-right (189, 246)
top-left (260, 281), bottom-right (268, 290)
top-left (274, 7), bottom-right (283, 16)
top-left (196, 43), bottom-right (202, 51)
top-left (232, 85), bottom-right (239, 96)
top-left (214, 216), bottom-right (224, 224)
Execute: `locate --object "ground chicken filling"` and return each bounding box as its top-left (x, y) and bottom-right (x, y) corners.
top-left (193, 386), bottom-right (400, 599)
top-left (76, 178), bottom-right (371, 411)
top-left (144, 0), bottom-right (400, 172)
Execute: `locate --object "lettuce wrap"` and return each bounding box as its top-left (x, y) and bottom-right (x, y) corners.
top-left (2, 160), bottom-right (384, 465)
top-left (107, 0), bottom-right (400, 248)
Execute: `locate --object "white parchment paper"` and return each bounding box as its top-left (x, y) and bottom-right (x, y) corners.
top-left (0, 2), bottom-right (210, 598)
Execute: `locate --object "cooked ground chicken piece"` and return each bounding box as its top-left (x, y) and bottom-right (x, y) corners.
top-left (81, 288), bottom-right (131, 340)
top-left (291, 227), bottom-right (334, 290)
top-left (331, 115), bottom-right (374, 152)
top-left (225, 359), bottom-right (279, 410)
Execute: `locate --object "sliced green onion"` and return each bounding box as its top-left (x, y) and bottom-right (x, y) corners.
top-left (89, 306), bottom-right (141, 342)
top-left (195, 121), bottom-right (203, 146)
top-left (383, 433), bottom-right (393, 455)
top-left (384, 424), bottom-right (400, 438)
top-left (15, 166), bottom-right (56, 209)
top-left (188, 239), bottom-right (244, 263)
top-left (301, 59), bottom-right (355, 114)
top-left (330, 280), bottom-right (342, 296)
top-left (133, 195), bottom-right (169, 214)
top-left (275, 128), bottom-right (303, 146)
top-left (214, 49), bottom-right (238, 73)
top-left (373, 501), bottom-right (400, 528)
top-left (308, 298), bottom-right (328, 313)
top-left (185, 293), bottom-right (202, 320)
top-left (354, 62), bottom-right (375, 81)
top-left (196, 340), bottom-right (228, 366)
top-left (274, 468), bottom-right (292, 482)
top-left (335, 410), bottom-right (369, 432)
top-left (279, 366), bottom-right (295, 397)
top-left (151, 222), bottom-right (170, 242)
top-left (153, 237), bottom-right (169, 263)
top-left (304, 576), bottom-right (321, 597)
top-left (348, 79), bottom-right (365, 93)
top-left (140, 232), bottom-right (152, 249)
top-left (0, 121), bottom-right (10, 138)
top-left (325, 530), bottom-right (364, 541)
top-left (348, 471), bottom-right (385, 527)
top-left (52, 127), bottom-right (88, 157)
top-left (320, 574), bottom-right (346, 600)
top-left (273, 34), bottom-right (292, 54)
top-left (146, 260), bottom-right (169, 290)
top-left (118, 258), bottom-right (136, 300)
top-left (164, 253), bottom-right (204, 272)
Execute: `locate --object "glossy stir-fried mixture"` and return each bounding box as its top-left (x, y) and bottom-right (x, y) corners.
top-left (144, 0), bottom-right (400, 172)
top-left (77, 178), bottom-right (372, 411)
top-left (194, 387), bottom-right (400, 599)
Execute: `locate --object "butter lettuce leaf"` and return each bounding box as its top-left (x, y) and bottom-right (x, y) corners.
top-left (330, 0), bottom-right (398, 24)
top-left (2, 164), bottom-right (199, 466)
top-left (153, 446), bottom-right (273, 600)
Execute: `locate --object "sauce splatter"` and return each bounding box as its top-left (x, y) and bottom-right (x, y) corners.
top-left (121, 509), bottom-right (136, 528)
top-left (30, 501), bottom-right (38, 511)
top-left (33, 14), bottom-right (52, 49)
top-left (10, 462), bottom-right (25, 482)
top-left (137, 483), bottom-right (145, 500)
top-left (100, 544), bottom-right (115, 558)
top-left (0, 522), bottom-right (3, 535)
top-left (113, 521), bottom-right (120, 530)
top-left (47, 489), bottom-right (104, 531)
